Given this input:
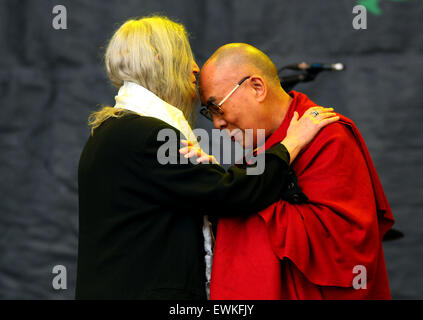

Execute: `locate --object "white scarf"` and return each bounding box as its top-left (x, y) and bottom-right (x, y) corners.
top-left (114, 81), bottom-right (213, 298)
top-left (114, 81), bottom-right (198, 144)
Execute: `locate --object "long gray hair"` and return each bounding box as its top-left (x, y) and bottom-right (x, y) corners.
top-left (88, 16), bottom-right (197, 134)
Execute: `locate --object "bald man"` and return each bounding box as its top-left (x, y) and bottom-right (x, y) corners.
top-left (198, 43), bottom-right (395, 300)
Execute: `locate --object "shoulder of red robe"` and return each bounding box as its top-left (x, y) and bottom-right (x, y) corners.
top-left (337, 116), bottom-right (395, 238)
top-left (299, 115), bottom-right (394, 237)
top-left (259, 116), bottom-right (394, 287)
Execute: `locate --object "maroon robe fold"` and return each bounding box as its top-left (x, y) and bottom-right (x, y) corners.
top-left (210, 91), bottom-right (394, 300)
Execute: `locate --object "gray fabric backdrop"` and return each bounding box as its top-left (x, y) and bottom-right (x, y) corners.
top-left (0, 0), bottom-right (422, 299)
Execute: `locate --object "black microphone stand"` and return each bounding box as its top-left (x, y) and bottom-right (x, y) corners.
top-left (279, 65), bottom-right (329, 91)
top-left (279, 72), bottom-right (318, 92)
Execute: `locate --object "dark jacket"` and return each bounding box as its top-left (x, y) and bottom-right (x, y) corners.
top-left (76, 112), bottom-right (300, 299)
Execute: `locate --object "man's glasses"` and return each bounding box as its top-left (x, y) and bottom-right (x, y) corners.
top-left (200, 76), bottom-right (251, 121)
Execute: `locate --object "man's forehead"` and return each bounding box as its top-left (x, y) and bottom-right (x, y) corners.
top-left (199, 64), bottom-right (235, 100)
top-left (199, 71), bottom-right (220, 101)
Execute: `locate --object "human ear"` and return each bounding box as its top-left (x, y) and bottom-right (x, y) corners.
top-left (249, 76), bottom-right (267, 102)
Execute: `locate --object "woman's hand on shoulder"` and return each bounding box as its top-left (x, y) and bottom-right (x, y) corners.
top-left (282, 106), bottom-right (339, 164)
top-left (179, 140), bottom-right (220, 165)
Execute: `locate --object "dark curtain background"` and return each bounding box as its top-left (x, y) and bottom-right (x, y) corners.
top-left (0, 0), bottom-right (422, 299)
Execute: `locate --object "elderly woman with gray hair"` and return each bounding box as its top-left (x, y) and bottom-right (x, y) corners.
top-left (76, 15), bottom-right (338, 299)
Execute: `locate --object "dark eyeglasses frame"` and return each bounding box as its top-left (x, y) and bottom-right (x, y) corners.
top-left (200, 76), bottom-right (251, 121)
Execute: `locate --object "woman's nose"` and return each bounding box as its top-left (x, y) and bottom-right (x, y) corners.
top-left (192, 62), bottom-right (200, 75)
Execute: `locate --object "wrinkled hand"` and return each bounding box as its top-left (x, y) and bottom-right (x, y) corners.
top-left (179, 140), bottom-right (220, 165)
top-left (282, 106), bottom-right (340, 164)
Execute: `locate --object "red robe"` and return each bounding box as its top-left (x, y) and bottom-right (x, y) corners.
top-left (210, 91), bottom-right (395, 300)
